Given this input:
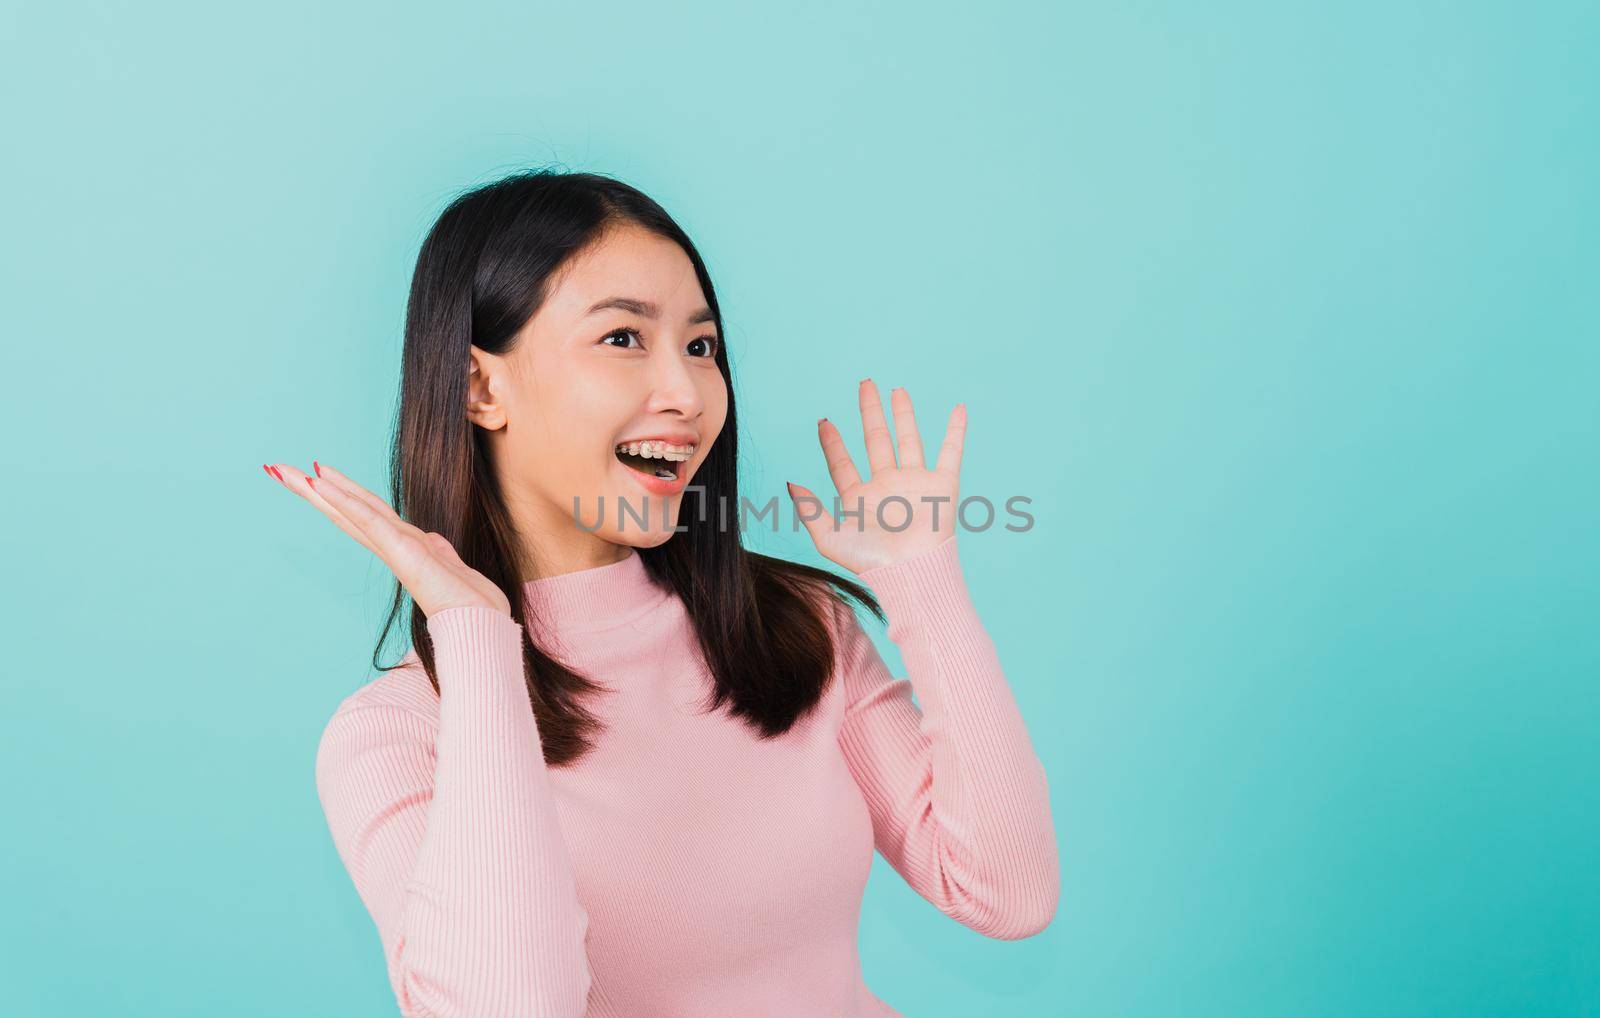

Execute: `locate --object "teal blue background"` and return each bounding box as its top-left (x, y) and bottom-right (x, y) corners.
top-left (3, 1), bottom-right (1595, 1014)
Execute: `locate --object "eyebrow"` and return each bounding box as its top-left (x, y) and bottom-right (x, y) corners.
top-left (586, 296), bottom-right (716, 327)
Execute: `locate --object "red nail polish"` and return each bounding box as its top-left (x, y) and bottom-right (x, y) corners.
top-left (262, 464), bottom-right (273, 478)
top-left (269, 466), bottom-right (283, 482)
top-left (306, 475), bottom-right (316, 489)
top-left (313, 460), bottom-right (322, 477)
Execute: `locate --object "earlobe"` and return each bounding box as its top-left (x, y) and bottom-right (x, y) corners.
top-left (465, 349), bottom-right (507, 429)
top-left (466, 397), bottom-right (506, 431)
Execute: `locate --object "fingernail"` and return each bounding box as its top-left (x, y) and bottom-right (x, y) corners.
top-left (860, 377), bottom-right (871, 386)
top-left (313, 460), bottom-right (322, 477)
top-left (818, 417), bottom-right (828, 427)
top-left (306, 475), bottom-right (316, 490)
top-left (269, 466), bottom-right (284, 483)
top-left (262, 464), bottom-right (274, 480)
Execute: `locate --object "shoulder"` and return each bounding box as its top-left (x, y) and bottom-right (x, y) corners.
top-left (313, 651), bottom-right (442, 830)
top-left (313, 650), bottom-right (444, 813)
top-left (777, 570), bottom-right (848, 644)
top-left (775, 564), bottom-right (876, 650)
top-left (794, 577), bottom-right (877, 677)
top-left (747, 553), bottom-right (880, 673)
top-left (326, 648), bottom-right (439, 723)
top-left (315, 649), bottom-right (440, 771)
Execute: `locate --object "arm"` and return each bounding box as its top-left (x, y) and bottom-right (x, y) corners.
top-left (315, 606), bottom-right (593, 1017)
top-left (835, 533), bottom-right (1060, 940)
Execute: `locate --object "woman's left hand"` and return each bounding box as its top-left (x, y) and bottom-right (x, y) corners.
top-left (787, 378), bottom-right (967, 575)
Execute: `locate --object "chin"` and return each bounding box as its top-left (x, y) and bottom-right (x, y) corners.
top-left (603, 527), bottom-right (679, 550)
top-left (596, 503), bottom-right (687, 548)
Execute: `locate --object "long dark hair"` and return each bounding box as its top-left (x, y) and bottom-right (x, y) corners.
top-left (374, 167), bottom-right (883, 766)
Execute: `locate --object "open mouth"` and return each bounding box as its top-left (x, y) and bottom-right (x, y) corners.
top-left (614, 444), bottom-right (689, 481)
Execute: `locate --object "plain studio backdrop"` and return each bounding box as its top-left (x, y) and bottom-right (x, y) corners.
top-left (1, 1), bottom-right (1595, 1015)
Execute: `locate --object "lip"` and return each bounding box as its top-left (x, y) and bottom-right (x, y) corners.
top-left (615, 454), bottom-right (692, 497)
top-left (614, 432), bottom-right (699, 448)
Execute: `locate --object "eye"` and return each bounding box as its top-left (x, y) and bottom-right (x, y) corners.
top-left (601, 326), bottom-right (720, 359)
top-left (600, 326), bottom-right (644, 350)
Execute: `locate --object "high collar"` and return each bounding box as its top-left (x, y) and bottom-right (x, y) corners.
top-left (519, 547), bottom-right (671, 634)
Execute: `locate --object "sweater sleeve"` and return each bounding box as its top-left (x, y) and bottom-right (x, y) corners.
top-left (835, 533), bottom-right (1060, 940)
top-left (314, 605), bottom-right (593, 1018)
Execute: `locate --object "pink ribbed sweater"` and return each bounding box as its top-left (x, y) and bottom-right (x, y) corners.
top-left (314, 533), bottom-right (1058, 1017)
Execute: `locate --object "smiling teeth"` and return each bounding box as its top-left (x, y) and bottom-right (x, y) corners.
top-left (616, 441), bottom-right (695, 462)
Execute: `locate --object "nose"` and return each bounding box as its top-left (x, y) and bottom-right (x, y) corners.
top-left (644, 343), bottom-right (707, 421)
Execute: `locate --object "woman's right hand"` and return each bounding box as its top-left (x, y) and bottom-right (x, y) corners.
top-left (264, 462), bottom-right (513, 620)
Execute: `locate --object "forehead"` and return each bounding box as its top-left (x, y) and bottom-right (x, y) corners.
top-left (542, 223), bottom-right (705, 318)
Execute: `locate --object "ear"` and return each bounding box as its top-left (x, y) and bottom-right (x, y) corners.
top-left (466, 345), bottom-right (508, 432)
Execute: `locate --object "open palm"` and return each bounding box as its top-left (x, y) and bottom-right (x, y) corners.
top-left (787, 378), bottom-right (966, 575)
top-left (262, 461), bottom-right (511, 620)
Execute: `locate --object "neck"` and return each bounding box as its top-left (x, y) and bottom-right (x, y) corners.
top-left (520, 542), bottom-right (669, 634)
top-left (492, 459), bottom-right (669, 583)
top-left (519, 534), bottom-right (636, 582)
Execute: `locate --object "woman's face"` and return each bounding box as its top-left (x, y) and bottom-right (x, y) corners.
top-left (468, 222), bottom-right (729, 560)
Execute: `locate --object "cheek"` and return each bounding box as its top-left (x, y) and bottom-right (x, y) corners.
top-left (545, 365), bottom-right (617, 426)
top-left (703, 374), bottom-right (731, 435)
top-left (515, 379), bottom-right (628, 480)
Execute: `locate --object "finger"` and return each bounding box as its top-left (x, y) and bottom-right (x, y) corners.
top-left (857, 378), bottom-right (896, 477)
top-left (271, 463), bottom-right (381, 558)
top-left (786, 480), bottom-right (836, 550)
top-left (817, 418), bottom-right (862, 493)
top-left (889, 386), bottom-right (925, 470)
top-left (314, 463), bottom-right (442, 557)
top-left (935, 403), bottom-right (967, 477)
top-left (307, 471), bottom-right (430, 583)
top-left (312, 463), bottom-right (410, 532)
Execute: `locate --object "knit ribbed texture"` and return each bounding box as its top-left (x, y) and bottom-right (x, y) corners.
top-left (850, 535), bottom-right (1060, 940)
top-left (314, 535), bottom-right (1058, 1017)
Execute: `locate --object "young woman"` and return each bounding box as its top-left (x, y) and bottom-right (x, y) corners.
top-left (266, 169), bottom-right (1058, 1017)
